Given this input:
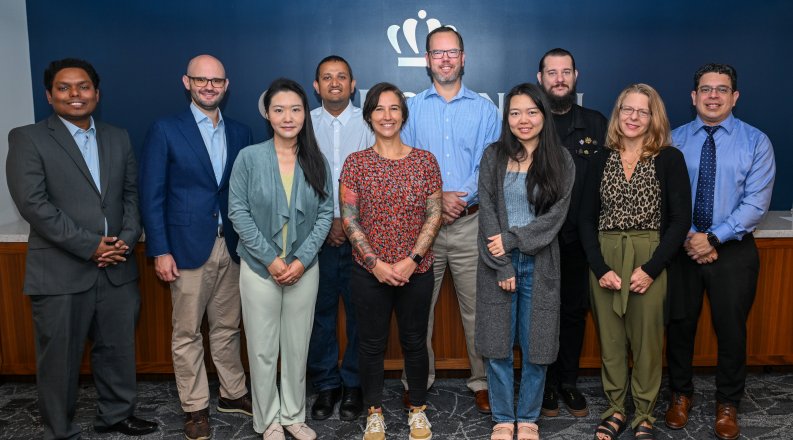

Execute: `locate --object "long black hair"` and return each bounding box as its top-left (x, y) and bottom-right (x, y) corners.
top-left (262, 78), bottom-right (327, 199)
top-left (494, 82), bottom-right (567, 215)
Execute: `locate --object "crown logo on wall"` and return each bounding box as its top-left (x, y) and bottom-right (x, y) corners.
top-left (388, 10), bottom-right (456, 67)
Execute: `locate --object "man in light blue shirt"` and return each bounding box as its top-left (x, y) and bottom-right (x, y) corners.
top-left (307, 55), bottom-right (374, 422)
top-left (665, 63), bottom-right (775, 440)
top-left (400, 26), bottom-right (500, 413)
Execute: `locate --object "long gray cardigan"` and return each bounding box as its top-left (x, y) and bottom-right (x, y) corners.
top-left (474, 145), bottom-right (574, 363)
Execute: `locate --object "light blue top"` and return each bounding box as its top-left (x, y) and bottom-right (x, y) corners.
top-left (401, 83), bottom-right (500, 205)
top-left (59, 116), bottom-right (106, 235)
top-left (503, 171), bottom-right (535, 228)
top-left (190, 102), bottom-right (227, 185)
top-left (228, 138), bottom-right (334, 279)
top-left (672, 113), bottom-right (776, 243)
top-left (310, 102), bottom-right (374, 216)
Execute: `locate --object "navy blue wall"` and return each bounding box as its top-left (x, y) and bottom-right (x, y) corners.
top-left (26, 0), bottom-right (792, 209)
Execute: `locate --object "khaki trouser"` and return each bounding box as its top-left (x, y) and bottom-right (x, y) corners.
top-left (589, 230), bottom-right (666, 428)
top-left (170, 237), bottom-right (248, 412)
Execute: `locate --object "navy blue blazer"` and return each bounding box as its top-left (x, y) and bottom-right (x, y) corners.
top-left (139, 108), bottom-right (253, 269)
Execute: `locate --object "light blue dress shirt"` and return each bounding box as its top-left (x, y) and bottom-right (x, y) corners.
top-left (311, 102), bottom-right (374, 217)
top-left (672, 113), bottom-right (776, 243)
top-left (401, 83), bottom-right (500, 205)
top-left (60, 116), bottom-right (107, 235)
top-left (190, 102), bottom-right (227, 226)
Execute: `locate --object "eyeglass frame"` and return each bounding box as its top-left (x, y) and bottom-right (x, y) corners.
top-left (187, 76), bottom-right (227, 88)
top-left (619, 106), bottom-right (652, 119)
top-left (697, 85), bottom-right (733, 95)
top-left (427, 49), bottom-right (462, 59)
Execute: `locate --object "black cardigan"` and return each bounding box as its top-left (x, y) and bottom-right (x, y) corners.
top-left (578, 146), bottom-right (692, 280)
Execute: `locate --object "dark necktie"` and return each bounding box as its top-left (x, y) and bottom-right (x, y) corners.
top-left (692, 125), bottom-right (720, 232)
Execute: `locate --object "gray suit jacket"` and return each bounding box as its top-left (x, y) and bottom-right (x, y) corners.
top-left (6, 114), bottom-right (141, 295)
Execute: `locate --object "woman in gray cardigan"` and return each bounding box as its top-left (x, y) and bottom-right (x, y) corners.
top-left (475, 83), bottom-right (574, 440)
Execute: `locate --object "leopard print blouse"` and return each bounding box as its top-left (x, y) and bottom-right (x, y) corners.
top-left (598, 150), bottom-right (661, 231)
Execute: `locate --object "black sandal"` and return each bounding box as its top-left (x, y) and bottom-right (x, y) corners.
top-left (633, 424), bottom-right (655, 440)
top-left (594, 414), bottom-right (626, 440)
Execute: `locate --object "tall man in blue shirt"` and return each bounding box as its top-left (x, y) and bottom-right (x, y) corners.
top-left (139, 54), bottom-right (253, 440)
top-left (307, 55), bottom-right (374, 421)
top-left (401, 26), bottom-right (500, 413)
top-left (664, 63), bottom-right (775, 440)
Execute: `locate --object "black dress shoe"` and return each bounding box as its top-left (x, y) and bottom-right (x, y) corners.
top-left (339, 387), bottom-right (363, 421)
top-left (95, 416), bottom-right (158, 436)
top-left (311, 387), bottom-right (341, 420)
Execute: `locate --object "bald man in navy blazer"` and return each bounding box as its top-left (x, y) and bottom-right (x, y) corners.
top-left (6, 58), bottom-right (157, 439)
top-left (138, 54), bottom-right (253, 440)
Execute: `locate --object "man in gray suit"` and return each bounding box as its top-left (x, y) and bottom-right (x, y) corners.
top-left (6, 58), bottom-right (157, 440)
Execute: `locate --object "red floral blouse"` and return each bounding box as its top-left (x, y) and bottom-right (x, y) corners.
top-left (340, 147), bottom-right (442, 273)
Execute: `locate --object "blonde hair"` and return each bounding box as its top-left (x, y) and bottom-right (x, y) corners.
top-left (605, 83), bottom-right (671, 159)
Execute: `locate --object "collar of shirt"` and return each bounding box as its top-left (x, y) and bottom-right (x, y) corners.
top-left (190, 102), bottom-right (224, 128)
top-left (58, 115), bottom-right (96, 138)
top-left (691, 113), bottom-right (736, 136)
top-left (316, 101), bottom-right (353, 127)
top-left (424, 82), bottom-right (479, 103)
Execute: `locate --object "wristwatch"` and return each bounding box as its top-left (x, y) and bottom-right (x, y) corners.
top-left (706, 232), bottom-right (721, 248)
top-left (410, 253), bottom-right (424, 265)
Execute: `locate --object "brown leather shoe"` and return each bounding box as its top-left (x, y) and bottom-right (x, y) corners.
top-left (664, 392), bottom-right (692, 429)
top-left (475, 390), bottom-right (491, 414)
top-left (184, 408), bottom-right (211, 440)
top-left (714, 403), bottom-right (740, 440)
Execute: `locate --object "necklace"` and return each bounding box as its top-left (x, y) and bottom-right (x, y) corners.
top-left (620, 150), bottom-right (641, 170)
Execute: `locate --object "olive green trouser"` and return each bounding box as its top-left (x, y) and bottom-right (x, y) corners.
top-left (590, 230), bottom-right (666, 428)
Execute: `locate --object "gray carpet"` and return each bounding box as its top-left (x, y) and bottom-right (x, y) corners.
top-left (2, 373), bottom-right (793, 439)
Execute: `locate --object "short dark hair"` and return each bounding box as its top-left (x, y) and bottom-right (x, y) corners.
top-left (44, 58), bottom-right (100, 91)
top-left (538, 48), bottom-right (576, 72)
top-left (425, 26), bottom-right (464, 53)
top-left (694, 63), bottom-right (738, 91)
top-left (362, 82), bottom-right (408, 131)
top-left (314, 55), bottom-right (354, 82)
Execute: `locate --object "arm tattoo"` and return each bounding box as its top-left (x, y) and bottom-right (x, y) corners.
top-left (340, 183), bottom-right (378, 268)
top-left (413, 190), bottom-right (443, 257)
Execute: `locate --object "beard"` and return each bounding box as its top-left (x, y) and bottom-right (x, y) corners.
top-left (546, 83), bottom-right (577, 114)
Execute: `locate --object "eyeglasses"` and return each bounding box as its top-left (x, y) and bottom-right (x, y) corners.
top-left (187, 76), bottom-right (227, 88)
top-left (428, 49), bottom-right (462, 59)
top-left (619, 106), bottom-right (651, 119)
top-left (698, 85), bottom-right (733, 95)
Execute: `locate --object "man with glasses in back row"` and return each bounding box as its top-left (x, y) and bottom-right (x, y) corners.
top-left (139, 54), bottom-right (253, 440)
top-left (665, 63), bottom-right (775, 440)
top-left (401, 25), bottom-right (500, 415)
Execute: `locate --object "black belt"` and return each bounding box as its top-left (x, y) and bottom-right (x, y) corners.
top-left (459, 204), bottom-right (479, 217)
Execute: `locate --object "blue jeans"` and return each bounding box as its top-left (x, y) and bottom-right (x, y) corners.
top-left (486, 251), bottom-right (547, 423)
top-left (307, 242), bottom-right (360, 390)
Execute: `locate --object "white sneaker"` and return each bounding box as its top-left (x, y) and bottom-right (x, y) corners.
top-left (262, 422), bottom-right (285, 440)
top-left (284, 422), bottom-right (316, 440)
top-left (363, 407), bottom-right (386, 440)
top-left (407, 405), bottom-right (432, 440)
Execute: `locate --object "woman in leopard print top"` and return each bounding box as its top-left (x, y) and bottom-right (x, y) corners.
top-left (579, 84), bottom-right (691, 440)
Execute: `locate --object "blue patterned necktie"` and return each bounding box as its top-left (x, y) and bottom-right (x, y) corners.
top-left (693, 125), bottom-right (720, 232)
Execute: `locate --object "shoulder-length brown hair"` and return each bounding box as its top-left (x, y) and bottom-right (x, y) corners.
top-left (605, 83), bottom-right (671, 159)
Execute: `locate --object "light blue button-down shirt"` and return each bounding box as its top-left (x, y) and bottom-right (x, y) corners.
top-left (401, 83), bottom-right (500, 205)
top-left (190, 102), bottom-right (227, 185)
top-left (190, 103), bottom-right (227, 226)
top-left (311, 102), bottom-right (374, 217)
top-left (672, 113), bottom-right (776, 243)
top-left (59, 116), bottom-right (107, 235)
